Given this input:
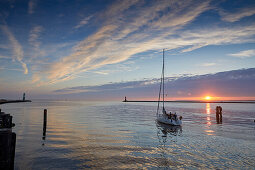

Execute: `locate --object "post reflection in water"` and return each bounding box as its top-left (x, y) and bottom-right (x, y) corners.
top-left (156, 121), bottom-right (182, 168)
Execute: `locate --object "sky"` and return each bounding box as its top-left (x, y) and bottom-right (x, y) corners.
top-left (0, 0), bottom-right (255, 100)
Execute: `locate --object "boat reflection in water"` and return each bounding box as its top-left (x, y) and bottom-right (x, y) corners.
top-left (156, 121), bottom-right (182, 168)
top-left (156, 121), bottom-right (182, 142)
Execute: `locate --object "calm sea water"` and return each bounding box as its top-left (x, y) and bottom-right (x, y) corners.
top-left (1, 100), bottom-right (255, 169)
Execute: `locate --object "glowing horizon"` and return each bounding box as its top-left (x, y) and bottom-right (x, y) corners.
top-left (122, 96), bottom-right (255, 101)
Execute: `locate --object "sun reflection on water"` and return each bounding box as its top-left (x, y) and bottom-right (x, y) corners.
top-left (205, 103), bottom-right (215, 135)
top-left (206, 103), bottom-right (211, 125)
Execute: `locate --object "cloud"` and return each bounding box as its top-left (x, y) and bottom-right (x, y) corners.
top-left (179, 25), bottom-right (255, 52)
top-left (28, 0), bottom-right (37, 14)
top-left (93, 71), bottom-right (109, 75)
top-left (32, 0), bottom-right (255, 85)
top-left (53, 68), bottom-right (255, 100)
top-left (0, 25), bottom-right (28, 74)
top-left (0, 55), bottom-right (11, 59)
top-left (0, 66), bottom-right (23, 72)
top-left (33, 0), bottom-right (211, 85)
top-left (29, 25), bottom-right (43, 57)
top-left (29, 26), bottom-right (43, 45)
top-left (74, 15), bottom-right (93, 29)
top-left (228, 49), bottom-right (255, 58)
top-left (220, 7), bottom-right (255, 22)
top-left (200, 63), bottom-right (216, 67)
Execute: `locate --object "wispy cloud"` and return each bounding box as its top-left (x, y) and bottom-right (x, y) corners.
top-left (29, 26), bottom-right (43, 46)
top-left (200, 63), bottom-right (216, 67)
top-left (28, 0), bottom-right (37, 14)
top-left (220, 7), bottom-right (255, 22)
top-left (179, 25), bottom-right (255, 52)
top-left (74, 15), bottom-right (93, 29)
top-left (93, 71), bottom-right (109, 75)
top-left (0, 25), bottom-right (28, 74)
top-left (228, 49), bottom-right (255, 58)
top-left (31, 0), bottom-right (255, 86)
top-left (29, 25), bottom-right (43, 57)
top-left (34, 0), bottom-right (212, 85)
top-left (0, 55), bottom-right (11, 59)
top-left (0, 66), bottom-right (23, 72)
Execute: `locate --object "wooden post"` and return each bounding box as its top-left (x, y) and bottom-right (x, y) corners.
top-left (0, 110), bottom-right (16, 170)
top-left (0, 131), bottom-right (16, 170)
top-left (216, 106), bottom-right (222, 124)
top-left (43, 109), bottom-right (47, 139)
top-left (219, 106), bottom-right (222, 123)
top-left (216, 106), bottom-right (219, 123)
top-left (10, 133), bottom-right (16, 170)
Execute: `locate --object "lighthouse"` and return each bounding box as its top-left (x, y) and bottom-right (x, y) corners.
top-left (23, 93), bottom-right (25, 101)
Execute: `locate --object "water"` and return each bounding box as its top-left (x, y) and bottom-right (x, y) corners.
top-left (1, 100), bottom-right (255, 169)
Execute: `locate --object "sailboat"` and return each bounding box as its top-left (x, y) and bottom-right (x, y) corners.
top-left (156, 49), bottom-right (182, 126)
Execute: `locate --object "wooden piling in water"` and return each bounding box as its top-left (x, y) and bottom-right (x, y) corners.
top-left (0, 110), bottom-right (16, 170)
top-left (216, 106), bottom-right (222, 124)
top-left (43, 109), bottom-right (47, 138)
top-left (10, 133), bottom-right (16, 170)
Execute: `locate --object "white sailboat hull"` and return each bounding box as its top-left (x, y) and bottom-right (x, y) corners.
top-left (156, 49), bottom-right (183, 126)
top-left (156, 114), bottom-right (182, 126)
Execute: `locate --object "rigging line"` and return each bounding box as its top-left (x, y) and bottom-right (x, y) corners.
top-left (157, 49), bottom-right (165, 116)
top-left (157, 65), bottom-right (163, 116)
top-left (163, 49), bottom-right (165, 109)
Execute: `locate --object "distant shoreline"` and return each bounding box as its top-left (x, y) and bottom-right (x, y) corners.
top-left (123, 100), bottom-right (255, 104)
top-left (0, 99), bottom-right (32, 105)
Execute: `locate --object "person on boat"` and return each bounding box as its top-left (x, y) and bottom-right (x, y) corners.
top-left (169, 112), bottom-right (172, 119)
top-left (174, 112), bottom-right (177, 120)
top-left (167, 112), bottom-right (170, 119)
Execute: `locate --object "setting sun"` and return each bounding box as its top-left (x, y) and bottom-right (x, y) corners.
top-left (204, 96), bottom-right (212, 100)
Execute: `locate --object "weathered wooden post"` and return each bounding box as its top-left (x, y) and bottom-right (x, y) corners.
top-left (216, 106), bottom-right (219, 123)
top-left (0, 110), bottom-right (16, 170)
top-left (43, 109), bottom-right (47, 139)
top-left (219, 106), bottom-right (222, 123)
top-left (216, 106), bottom-right (222, 124)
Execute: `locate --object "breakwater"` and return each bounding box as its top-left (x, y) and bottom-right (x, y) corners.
top-left (0, 99), bottom-right (31, 105)
top-left (123, 100), bottom-right (255, 103)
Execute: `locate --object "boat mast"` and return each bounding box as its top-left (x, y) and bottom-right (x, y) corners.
top-left (163, 49), bottom-right (165, 109)
top-left (156, 49), bottom-right (164, 116)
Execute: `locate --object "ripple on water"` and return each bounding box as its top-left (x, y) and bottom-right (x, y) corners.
top-left (1, 101), bottom-right (254, 169)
